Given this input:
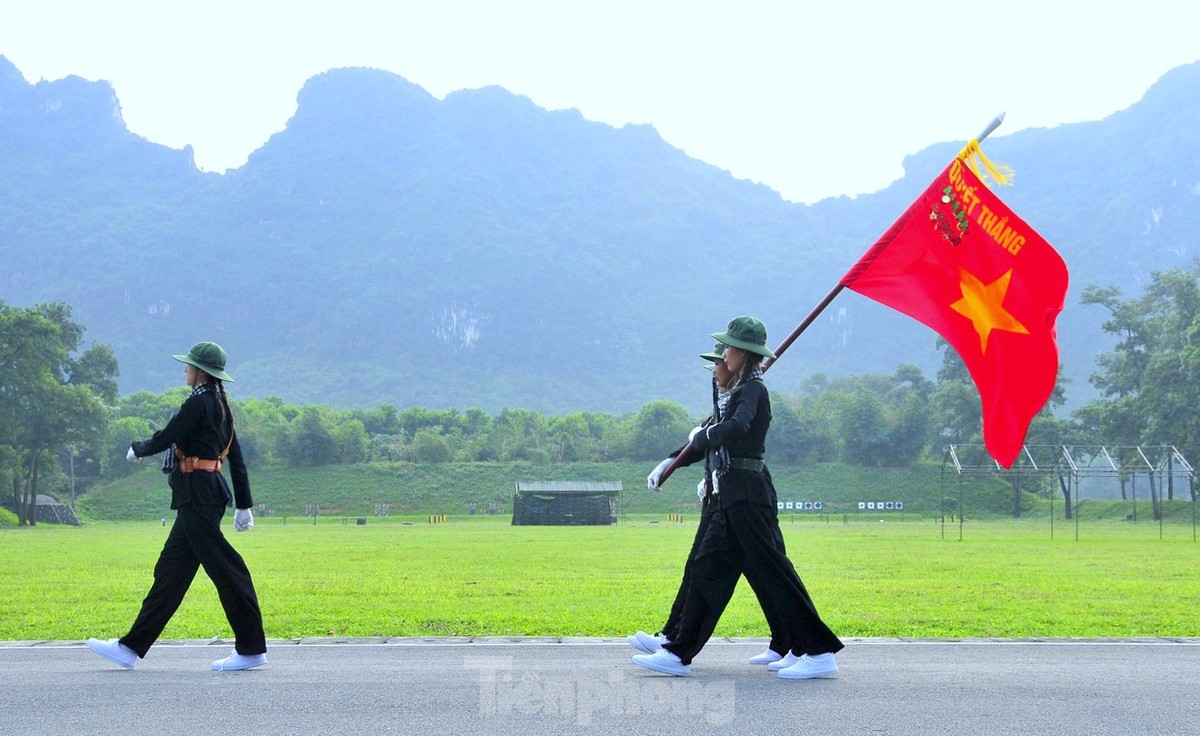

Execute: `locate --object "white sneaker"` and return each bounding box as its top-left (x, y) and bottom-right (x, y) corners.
top-left (749, 647), bottom-right (783, 665)
top-left (777, 652), bottom-right (839, 680)
top-left (767, 651), bottom-right (801, 671)
top-left (87, 638), bottom-right (136, 669)
top-left (631, 648), bottom-right (691, 677)
top-left (211, 651), bottom-right (268, 671)
top-left (626, 630), bottom-right (668, 654)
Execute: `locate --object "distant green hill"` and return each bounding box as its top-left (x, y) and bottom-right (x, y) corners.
top-left (4, 54), bottom-right (1200, 413)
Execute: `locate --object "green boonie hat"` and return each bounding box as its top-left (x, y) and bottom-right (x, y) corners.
top-left (173, 341), bottom-right (234, 382)
top-left (701, 342), bottom-right (725, 371)
top-left (712, 316), bottom-right (777, 359)
top-left (699, 342), bottom-right (726, 363)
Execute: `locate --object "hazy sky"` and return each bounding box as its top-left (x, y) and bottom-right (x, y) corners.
top-left (3, 1), bottom-right (1198, 203)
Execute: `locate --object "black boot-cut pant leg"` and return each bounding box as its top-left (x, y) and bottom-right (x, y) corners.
top-left (121, 502), bottom-right (266, 657)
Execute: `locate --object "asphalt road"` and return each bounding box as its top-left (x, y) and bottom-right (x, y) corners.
top-left (1, 637), bottom-right (1197, 735)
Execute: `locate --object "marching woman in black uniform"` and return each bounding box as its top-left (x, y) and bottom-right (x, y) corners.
top-left (632, 317), bottom-right (843, 679)
top-left (629, 346), bottom-right (790, 665)
top-left (87, 342), bottom-right (267, 671)
top-left (628, 345), bottom-right (731, 652)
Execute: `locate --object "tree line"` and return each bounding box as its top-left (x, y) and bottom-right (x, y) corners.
top-left (5, 267), bottom-right (1200, 525)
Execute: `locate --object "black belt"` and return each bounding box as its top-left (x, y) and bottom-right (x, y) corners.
top-left (728, 457), bottom-right (764, 472)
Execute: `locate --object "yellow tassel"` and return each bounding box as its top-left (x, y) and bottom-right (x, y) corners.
top-left (957, 140), bottom-right (1014, 187)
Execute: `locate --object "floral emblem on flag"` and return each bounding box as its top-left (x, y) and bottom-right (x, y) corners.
top-left (929, 185), bottom-right (969, 246)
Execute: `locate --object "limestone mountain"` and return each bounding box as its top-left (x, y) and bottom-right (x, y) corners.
top-left (2, 54), bottom-right (1198, 414)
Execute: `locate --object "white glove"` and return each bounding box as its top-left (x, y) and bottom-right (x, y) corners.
top-left (696, 478), bottom-right (708, 501)
top-left (647, 457), bottom-right (672, 491)
top-left (126, 446), bottom-right (139, 463)
top-left (688, 426), bottom-right (703, 442)
top-left (234, 508), bottom-right (254, 532)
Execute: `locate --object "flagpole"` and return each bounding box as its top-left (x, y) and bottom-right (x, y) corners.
top-left (654, 113), bottom-right (1007, 487)
top-left (761, 283), bottom-right (843, 371)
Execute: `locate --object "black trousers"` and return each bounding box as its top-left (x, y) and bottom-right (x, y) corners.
top-left (661, 510), bottom-right (789, 655)
top-left (120, 502), bottom-right (266, 657)
top-left (664, 501), bottom-right (842, 665)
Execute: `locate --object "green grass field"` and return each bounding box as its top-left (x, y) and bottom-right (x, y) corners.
top-left (73, 461), bottom-right (1013, 520)
top-left (1, 515), bottom-right (1197, 641)
top-left (75, 459), bottom-right (1200, 528)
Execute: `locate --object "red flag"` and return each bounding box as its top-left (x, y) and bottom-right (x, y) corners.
top-left (840, 153), bottom-right (1068, 467)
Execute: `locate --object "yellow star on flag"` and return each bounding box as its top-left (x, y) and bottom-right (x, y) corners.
top-left (841, 153), bottom-right (1068, 469)
top-left (950, 268), bottom-right (1029, 354)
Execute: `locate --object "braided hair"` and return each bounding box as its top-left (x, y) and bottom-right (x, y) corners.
top-left (203, 375), bottom-right (235, 432)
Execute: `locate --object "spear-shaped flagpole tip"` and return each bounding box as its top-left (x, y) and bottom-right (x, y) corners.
top-left (976, 112), bottom-right (1006, 144)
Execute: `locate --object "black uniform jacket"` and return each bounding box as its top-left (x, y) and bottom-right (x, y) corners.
top-left (132, 388), bottom-right (253, 511)
top-left (687, 378), bottom-right (776, 508)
